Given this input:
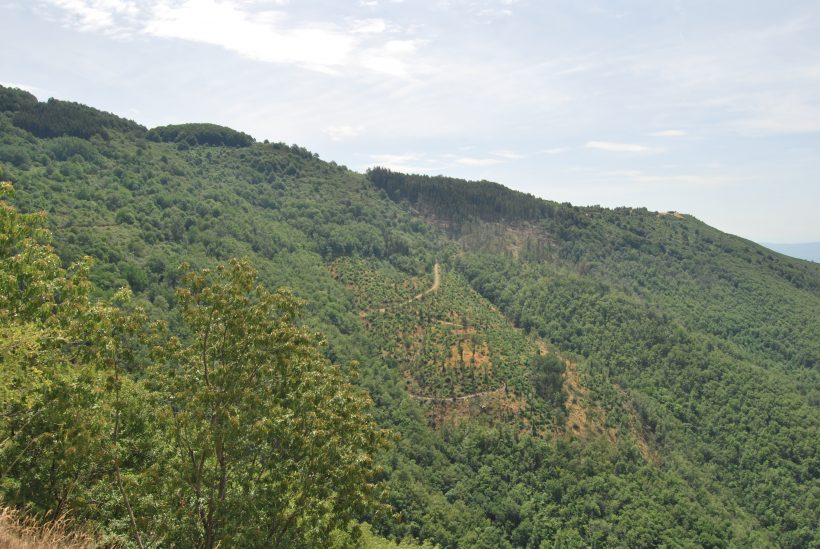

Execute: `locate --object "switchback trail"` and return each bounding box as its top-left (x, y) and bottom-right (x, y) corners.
top-left (361, 263), bottom-right (440, 317)
top-left (407, 383), bottom-right (506, 403)
top-left (416, 262), bottom-right (441, 298)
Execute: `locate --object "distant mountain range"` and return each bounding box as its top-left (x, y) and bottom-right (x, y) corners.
top-left (762, 242), bottom-right (820, 263)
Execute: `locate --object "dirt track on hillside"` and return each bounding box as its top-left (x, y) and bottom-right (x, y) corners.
top-left (407, 383), bottom-right (506, 403)
top-left (361, 263), bottom-right (440, 317)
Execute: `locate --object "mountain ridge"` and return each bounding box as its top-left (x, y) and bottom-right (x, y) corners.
top-left (0, 85), bottom-right (817, 547)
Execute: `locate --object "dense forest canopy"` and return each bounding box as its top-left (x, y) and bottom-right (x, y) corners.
top-left (146, 123), bottom-right (255, 148)
top-left (0, 85), bottom-right (818, 547)
top-left (11, 97), bottom-right (146, 140)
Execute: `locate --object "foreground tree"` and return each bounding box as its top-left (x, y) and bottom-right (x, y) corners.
top-left (150, 258), bottom-right (389, 548)
top-left (0, 182), bottom-right (157, 545)
top-left (1, 184), bottom-right (389, 547)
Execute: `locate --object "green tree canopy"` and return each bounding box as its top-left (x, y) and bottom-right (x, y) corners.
top-left (0, 183), bottom-right (389, 547)
top-left (149, 258), bottom-right (390, 547)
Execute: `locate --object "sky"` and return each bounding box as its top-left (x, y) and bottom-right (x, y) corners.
top-left (1, 0), bottom-right (819, 243)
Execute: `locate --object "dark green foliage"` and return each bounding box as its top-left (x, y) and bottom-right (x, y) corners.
top-left (530, 353), bottom-right (566, 410)
top-left (11, 96), bottom-right (145, 140)
top-left (369, 166), bottom-right (820, 547)
top-left (458, 254), bottom-right (819, 547)
top-left (0, 86), bottom-right (38, 113)
top-left (46, 136), bottom-right (102, 162)
top-left (147, 123), bottom-right (254, 147)
top-left (367, 167), bottom-right (573, 231)
top-left (0, 145), bottom-right (32, 168)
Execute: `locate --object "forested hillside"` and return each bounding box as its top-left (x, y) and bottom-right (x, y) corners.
top-left (1, 85), bottom-right (818, 547)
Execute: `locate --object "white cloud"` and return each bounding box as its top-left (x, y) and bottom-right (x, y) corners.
top-left (491, 149), bottom-right (525, 159)
top-left (649, 130), bottom-right (686, 137)
top-left (144, 1), bottom-right (355, 72)
top-left (359, 40), bottom-right (423, 78)
top-left (368, 153), bottom-right (434, 173)
top-left (41, 0), bottom-right (422, 77)
top-left (738, 96), bottom-right (820, 134)
top-left (542, 147), bottom-right (568, 155)
top-left (350, 18), bottom-right (389, 34)
top-left (586, 141), bottom-right (663, 153)
top-left (446, 155), bottom-right (502, 166)
top-left (476, 9), bottom-right (512, 18)
top-left (324, 125), bottom-right (366, 141)
top-left (45, 0), bottom-right (137, 31)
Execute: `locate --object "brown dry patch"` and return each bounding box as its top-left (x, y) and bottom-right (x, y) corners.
top-left (358, 311), bottom-right (371, 329)
top-left (535, 340), bottom-right (617, 442)
top-left (446, 337), bottom-right (491, 370)
top-left (0, 507), bottom-right (95, 549)
top-left (451, 326), bottom-right (477, 337)
top-left (470, 343), bottom-right (491, 368)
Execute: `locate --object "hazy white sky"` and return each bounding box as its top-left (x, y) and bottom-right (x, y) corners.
top-left (2, 0), bottom-right (819, 242)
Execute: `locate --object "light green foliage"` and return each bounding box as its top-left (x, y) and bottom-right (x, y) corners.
top-left (0, 182), bottom-right (153, 545)
top-left (149, 258), bottom-right (389, 547)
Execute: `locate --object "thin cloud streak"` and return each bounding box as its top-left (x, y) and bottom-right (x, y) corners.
top-left (650, 130), bottom-right (687, 137)
top-left (586, 141), bottom-right (663, 153)
top-left (324, 125), bottom-right (366, 141)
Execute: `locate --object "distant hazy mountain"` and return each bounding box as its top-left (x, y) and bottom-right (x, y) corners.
top-left (762, 242), bottom-right (820, 262)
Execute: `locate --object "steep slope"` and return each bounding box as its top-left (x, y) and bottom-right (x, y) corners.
top-left (370, 168), bottom-right (820, 547)
top-left (1, 86), bottom-right (818, 547)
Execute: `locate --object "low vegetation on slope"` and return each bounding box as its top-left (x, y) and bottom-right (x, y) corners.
top-left (0, 507), bottom-right (95, 549)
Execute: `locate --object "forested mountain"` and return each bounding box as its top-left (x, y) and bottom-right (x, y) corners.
top-left (1, 85), bottom-right (818, 548)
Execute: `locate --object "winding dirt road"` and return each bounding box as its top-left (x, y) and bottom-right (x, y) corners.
top-left (361, 263), bottom-right (440, 317)
top-left (407, 383), bottom-right (506, 403)
top-left (415, 262), bottom-right (441, 299)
